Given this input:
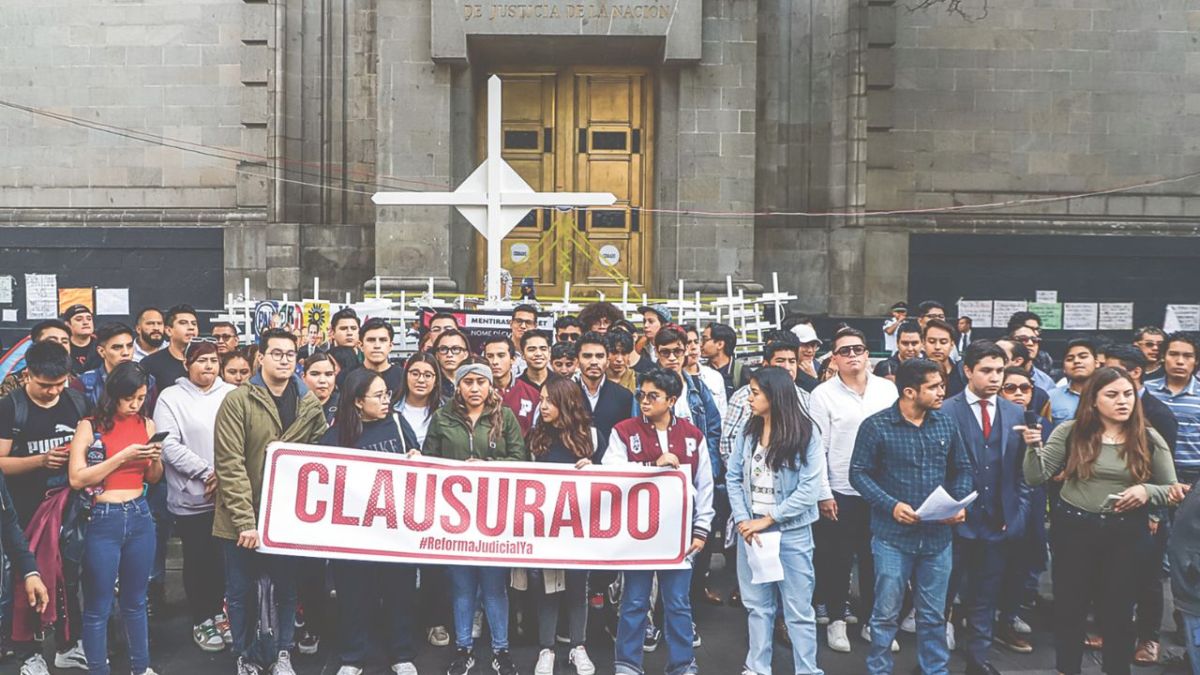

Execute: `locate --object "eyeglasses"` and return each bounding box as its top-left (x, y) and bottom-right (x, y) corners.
top-left (437, 346), bottom-right (467, 356)
top-left (1014, 335), bottom-right (1041, 345)
top-left (924, 313), bottom-right (946, 321)
top-left (512, 318), bottom-right (536, 328)
top-left (408, 369), bottom-right (437, 381)
top-left (185, 337), bottom-right (219, 357)
top-left (1139, 340), bottom-right (1164, 348)
top-left (1002, 383), bottom-right (1033, 394)
top-left (833, 344), bottom-right (867, 357)
top-left (212, 333), bottom-right (238, 342)
top-left (267, 349), bottom-right (297, 362)
top-left (557, 333), bottom-right (580, 342)
top-left (634, 390), bottom-right (664, 403)
top-left (657, 347), bottom-right (686, 359)
top-left (364, 390), bottom-right (391, 403)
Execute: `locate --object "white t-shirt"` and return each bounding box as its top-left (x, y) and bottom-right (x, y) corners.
top-left (673, 380), bottom-right (693, 422)
top-left (398, 399), bottom-right (432, 448)
top-left (750, 445), bottom-right (776, 516)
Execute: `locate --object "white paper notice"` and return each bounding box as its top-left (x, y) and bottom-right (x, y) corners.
top-left (95, 288), bottom-right (130, 316)
top-left (956, 300), bottom-right (993, 329)
top-left (1098, 303), bottom-right (1133, 331)
top-left (991, 300), bottom-right (1028, 328)
top-left (1166, 305), bottom-right (1200, 333)
top-left (1062, 303), bottom-right (1099, 331)
top-left (24, 274), bottom-right (58, 320)
top-left (1035, 290), bottom-right (1058, 304)
top-left (1, 309), bottom-right (16, 323)
top-left (0, 276), bottom-right (12, 304)
top-left (915, 486), bottom-right (978, 522)
top-left (745, 530), bottom-right (784, 584)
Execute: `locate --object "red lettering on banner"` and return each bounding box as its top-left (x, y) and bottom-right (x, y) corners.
top-left (627, 483), bottom-right (660, 540)
top-left (590, 482), bottom-right (621, 538)
top-left (477, 477), bottom-right (510, 536)
top-left (295, 462), bottom-right (328, 523)
top-left (362, 469), bottom-right (398, 529)
top-left (403, 473), bottom-right (437, 531)
top-left (512, 479), bottom-right (547, 537)
top-left (331, 465), bottom-right (360, 526)
top-left (441, 474), bottom-right (471, 533)
top-left (549, 481), bottom-right (583, 538)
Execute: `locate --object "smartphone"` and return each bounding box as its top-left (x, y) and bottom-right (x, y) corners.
top-left (148, 431), bottom-right (170, 444)
top-left (1023, 411), bottom-right (1041, 429)
top-left (1102, 493), bottom-right (1121, 512)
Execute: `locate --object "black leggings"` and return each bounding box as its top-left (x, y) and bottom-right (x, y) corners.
top-left (175, 511), bottom-right (225, 624)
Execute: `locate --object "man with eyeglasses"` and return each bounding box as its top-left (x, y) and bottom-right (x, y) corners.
top-left (0, 342), bottom-right (90, 674)
top-left (483, 335), bottom-right (540, 436)
top-left (1009, 325), bottom-right (1056, 394)
top-left (1134, 326), bottom-right (1167, 382)
top-left (141, 304), bottom-right (199, 395)
top-left (554, 316), bottom-right (583, 345)
top-left (133, 307), bottom-right (165, 362)
top-left (212, 321), bottom-right (241, 356)
top-left (73, 322), bottom-right (160, 410)
top-left (1047, 338), bottom-right (1097, 423)
top-left (1007, 311), bottom-right (1053, 375)
top-left (0, 320), bottom-right (74, 398)
top-left (518, 330), bottom-right (552, 390)
top-left (916, 300), bottom-right (947, 329)
top-left (359, 318), bottom-right (404, 394)
top-left (1107, 344), bottom-right (1179, 666)
top-left (810, 327), bottom-right (899, 654)
top-left (214, 327), bottom-right (328, 675)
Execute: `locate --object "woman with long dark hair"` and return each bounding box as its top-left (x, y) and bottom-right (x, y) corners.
top-left (1023, 367), bottom-right (1178, 675)
top-left (394, 351), bottom-right (443, 444)
top-left (67, 362), bottom-right (164, 675)
top-left (525, 376), bottom-right (597, 675)
top-left (321, 368), bottom-right (420, 675)
top-left (423, 360), bottom-right (526, 675)
top-left (303, 351), bottom-right (340, 424)
top-left (726, 366), bottom-right (826, 675)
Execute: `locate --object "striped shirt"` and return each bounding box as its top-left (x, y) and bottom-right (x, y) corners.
top-left (1150, 378), bottom-right (1200, 471)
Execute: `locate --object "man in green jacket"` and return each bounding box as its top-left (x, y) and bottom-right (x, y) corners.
top-left (213, 327), bottom-right (328, 675)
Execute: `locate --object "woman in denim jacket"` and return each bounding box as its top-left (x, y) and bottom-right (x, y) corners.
top-left (727, 367), bottom-right (827, 675)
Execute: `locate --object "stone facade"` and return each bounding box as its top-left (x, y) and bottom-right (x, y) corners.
top-left (1, 0), bottom-right (1198, 312)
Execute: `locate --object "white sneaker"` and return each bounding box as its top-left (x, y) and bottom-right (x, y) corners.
top-left (54, 643), bottom-right (89, 670)
top-left (472, 610), bottom-right (483, 639)
top-left (428, 625), bottom-right (451, 647)
top-left (195, 619), bottom-right (227, 652)
top-left (1012, 616), bottom-right (1032, 635)
top-left (271, 651), bottom-right (296, 675)
top-left (237, 656), bottom-right (263, 675)
top-left (21, 654), bottom-right (51, 675)
top-left (946, 623), bottom-right (956, 651)
top-left (392, 663), bottom-right (419, 675)
top-left (568, 645), bottom-right (596, 675)
top-left (534, 648), bottom-right (555, 675)
top-left (336, 667), bottom-right (364, 675)
top-left (861, 625), bottom-right (900, 653)
top-left (827, 620), bottom-right (851, 653)
top-left (138, 669), bottom-right (160, 675)
top-left (899, 610), bottom-right (916, 634)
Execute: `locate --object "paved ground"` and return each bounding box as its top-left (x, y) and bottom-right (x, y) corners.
top-left (11, 548), bottom-right (1192, 675)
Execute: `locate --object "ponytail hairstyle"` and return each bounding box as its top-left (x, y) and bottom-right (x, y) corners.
top-left (94, 361), bottom-right (150, 433)
top-left (528, 375), bottom-right (594, 459)
top-left (745, 366), bottom-right (814, 470)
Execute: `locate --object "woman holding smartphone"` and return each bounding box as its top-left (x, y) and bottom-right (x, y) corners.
top-left (68, 361), bottom-right (164, 675)
top-left (1022, 367), bottom-right (1178, 675)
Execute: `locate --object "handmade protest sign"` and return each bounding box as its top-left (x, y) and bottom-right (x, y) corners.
top-left (257, 443), bottom-right (693, 570)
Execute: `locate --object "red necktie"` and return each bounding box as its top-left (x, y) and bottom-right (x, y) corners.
top-left (979, 399), bottom-right (991, 439)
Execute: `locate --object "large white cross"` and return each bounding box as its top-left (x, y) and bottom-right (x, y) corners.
top-left (372, 75), bottom-right (617, 303)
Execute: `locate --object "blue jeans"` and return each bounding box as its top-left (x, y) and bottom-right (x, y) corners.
top-left (446, 565), bottom-right (509, 652)
top-left (147, 482), bottom-right (172, 585)
top-left (1181, 612), bottom-right (1200, 675)
top-left (616, 567), bottom-right (695, 675)
top-left (868, 538), bottom-right (953, 675)
top-left (222, 541), bottom-right (299, 665)
top-left (736, 526), bottom-right (822, 675)
top-left (81, 498), bottom-right (155, 675)
top-left (955, 537), bottom-right (1008, 667)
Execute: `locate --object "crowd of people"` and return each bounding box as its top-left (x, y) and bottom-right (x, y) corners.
top-left (0, 297), bottom-right (1199, 675)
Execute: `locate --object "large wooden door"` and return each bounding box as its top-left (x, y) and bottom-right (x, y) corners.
top-left (475, 68), bottom-right (653, 297)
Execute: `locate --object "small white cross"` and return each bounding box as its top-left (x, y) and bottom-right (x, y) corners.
top-left (372, 76), bottom-right (617, 303)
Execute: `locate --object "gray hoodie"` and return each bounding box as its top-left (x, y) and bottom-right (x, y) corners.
top-left (152, 376), bottom-right (236, 516)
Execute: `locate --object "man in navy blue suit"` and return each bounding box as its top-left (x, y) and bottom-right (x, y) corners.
top-left (942, 340), bottom-right (1030, 675)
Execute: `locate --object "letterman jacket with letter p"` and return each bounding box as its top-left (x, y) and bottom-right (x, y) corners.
top-left (602, 415), bottom-right (715, 544)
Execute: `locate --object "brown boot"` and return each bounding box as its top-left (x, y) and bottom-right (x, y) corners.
top-left (994, 623), bottom-right (1033, 654)
top-left (1133, 639), bottom-right (1160, 665)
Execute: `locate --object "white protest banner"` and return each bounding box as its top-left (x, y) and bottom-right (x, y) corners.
top-left (257, 444), bottom-right (693, 570)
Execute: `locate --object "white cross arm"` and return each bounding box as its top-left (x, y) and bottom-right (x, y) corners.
top-left (371, 192), bottom-right (616, 207)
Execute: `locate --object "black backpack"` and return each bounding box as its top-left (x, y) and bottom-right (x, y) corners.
top-left (9, 385), bottom-right (89, 437)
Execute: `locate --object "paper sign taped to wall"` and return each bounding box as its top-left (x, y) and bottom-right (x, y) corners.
top-left (24, 274), bottom-right (58, 320)
top-left (95, 288), bottom-right (130, 316)
top-left (58, 288), bottom-right (94, 314)
top-left (0, 276), bottom-right (12, 304)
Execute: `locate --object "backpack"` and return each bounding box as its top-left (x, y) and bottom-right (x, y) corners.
top-left (9, 386), bottom-right (89, 438)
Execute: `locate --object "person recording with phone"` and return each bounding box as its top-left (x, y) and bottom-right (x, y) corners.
top-left (1021, 367), bottom-right (1181, 675)
top-left (67, 361), bottom-right (165, 675)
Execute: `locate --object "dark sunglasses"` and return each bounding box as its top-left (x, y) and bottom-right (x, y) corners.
top-left (833, 344), bottom-right (867, 357)
top-left (1002, 383), bottom-right (1033, 394)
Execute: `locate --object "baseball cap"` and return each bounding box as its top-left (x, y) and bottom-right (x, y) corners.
top-left (790, 323), bottom-right (821, 345)
top-left (61, 304), bottom-right (92, 321)
top-left (636, 304), bottom-right (672, 324)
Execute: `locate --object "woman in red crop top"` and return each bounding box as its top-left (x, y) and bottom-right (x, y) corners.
top-left (67, 361), bottom-right (163, 675)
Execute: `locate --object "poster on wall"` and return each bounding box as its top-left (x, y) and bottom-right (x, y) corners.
top-left (1027, 302), bottom-right (1062, 331)
top-left (1062, 303), bottom-right (1099, 331)
top-left (956, 300), bottom-right (993, 329)
top-left (1097, 303), bottom-right (1134, 331)
top-left (24, 274), bottom-right (58, 320)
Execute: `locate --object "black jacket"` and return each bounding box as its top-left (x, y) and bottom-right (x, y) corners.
top-left (581, 379), bottom-right (633, 463)
top-left (1169, 477), bottom-right (1200, 616)
top-left (0, 472), bottom-right (37, 580)
top-left (1143, 390), bottom-right (1179, 456)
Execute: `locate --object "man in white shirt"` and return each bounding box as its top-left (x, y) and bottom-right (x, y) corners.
top-left (809, 327), bottom-right (899, 654)
top-left (882, 302), bottom-right (908, 354)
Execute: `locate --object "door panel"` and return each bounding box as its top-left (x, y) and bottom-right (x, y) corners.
top-left (477, 68), bottom-right (652, 297)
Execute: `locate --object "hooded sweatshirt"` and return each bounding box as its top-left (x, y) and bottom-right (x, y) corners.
top-left (153, 376), bottom-right (237, 516)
